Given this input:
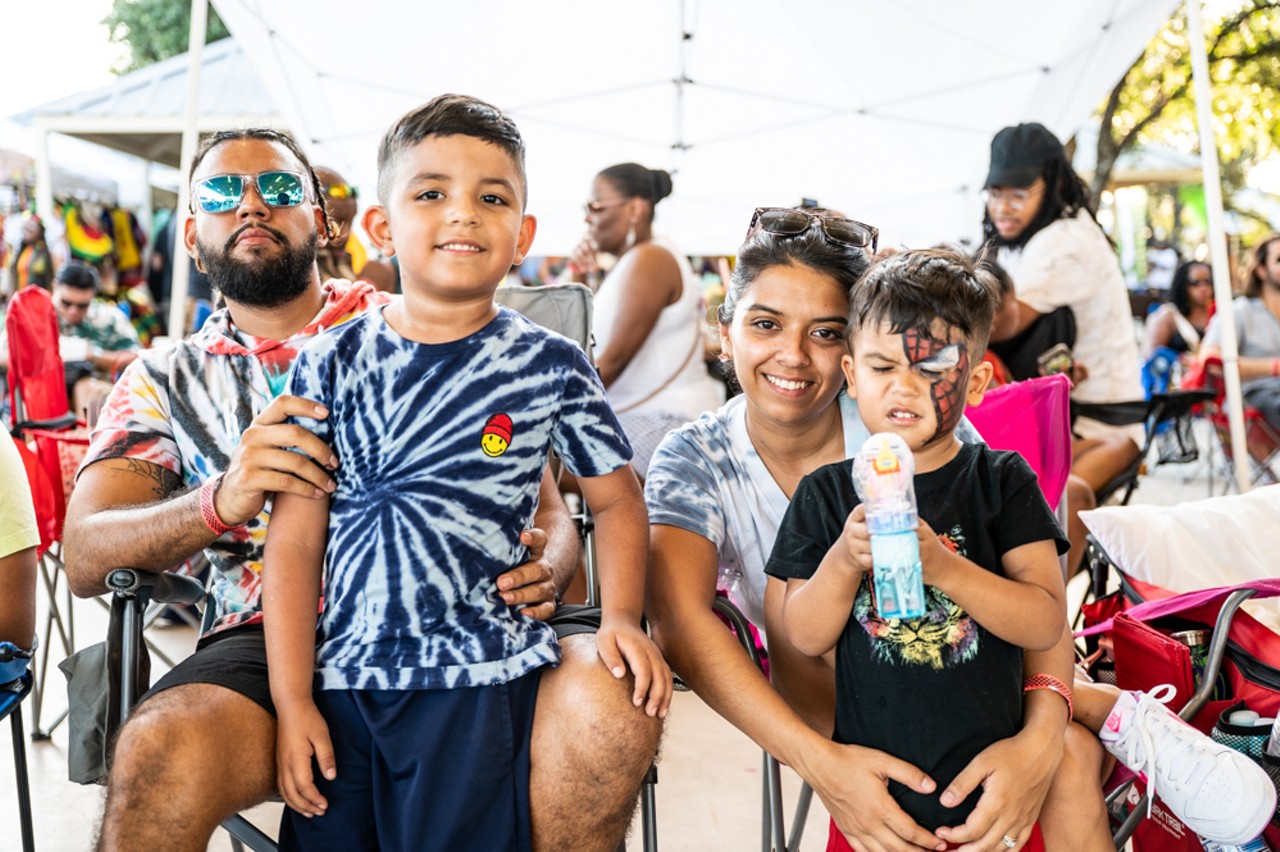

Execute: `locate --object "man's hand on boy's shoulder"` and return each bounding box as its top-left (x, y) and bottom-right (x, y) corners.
top-left (217, 394), bottom-right (338, 526)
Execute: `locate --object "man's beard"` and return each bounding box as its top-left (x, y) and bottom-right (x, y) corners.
top-left (198, 225), bottom-right (318, 309)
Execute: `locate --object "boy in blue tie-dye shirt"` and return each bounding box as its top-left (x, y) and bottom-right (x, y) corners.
top-left (262, 94), bottom-right (670, 852)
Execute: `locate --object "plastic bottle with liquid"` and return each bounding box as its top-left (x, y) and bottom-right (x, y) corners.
top-left (851, 433), bottom-right (925, 620)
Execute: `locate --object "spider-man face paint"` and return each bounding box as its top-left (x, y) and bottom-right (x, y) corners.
top-left (902, 328), bottom-right (969, 444)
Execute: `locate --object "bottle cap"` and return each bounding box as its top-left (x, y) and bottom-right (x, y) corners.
top-left (1228, 709), bottom-right (1260, 725)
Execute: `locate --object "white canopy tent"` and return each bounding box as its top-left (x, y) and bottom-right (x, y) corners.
top-left (210, 0), bottom-right (1179, 254)
top-left (12, 35), bottom-right (283, 288)
top-left (210, 0), bottom-right (1255, 488)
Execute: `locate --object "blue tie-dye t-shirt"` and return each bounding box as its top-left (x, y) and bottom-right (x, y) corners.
top-left (285, 305), bottom-right (632, 691)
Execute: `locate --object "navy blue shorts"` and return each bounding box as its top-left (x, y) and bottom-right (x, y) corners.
top-left (278, 667), bottom-right (545, 852)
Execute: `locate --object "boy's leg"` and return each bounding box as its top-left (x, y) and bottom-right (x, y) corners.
top-left (96, 628), bottom-right (278, 852)
top-left (279, 690), bottom-right (377, 852)
top-left (365, 670), bottom-right (543, 852)
top-left (531, 632), bottom-right (663, 852)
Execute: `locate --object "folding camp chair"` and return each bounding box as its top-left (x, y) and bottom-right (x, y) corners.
top-left (6, 285), bottom-right (90, 739)
top-left (1, 645), bottom-right (35, 852)
top-left (1074, 388), bottom-right (1215, 507)
top-left (1079, 564), bottom-right (1280, 849)
top-left (1188, 355), bottom-right (1279, 491)
top-left (100, 568), bottom-right (276, 851)
top-left (495, 282), bottom-right (602, 606)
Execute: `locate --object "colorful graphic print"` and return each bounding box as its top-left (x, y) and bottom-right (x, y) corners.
top-left (481, 413), bottom-right (513, 457)
top-left (855, 524), bottom-right (978, 669)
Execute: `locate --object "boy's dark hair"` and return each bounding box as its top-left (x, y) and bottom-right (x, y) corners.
top-left (186, 128), bottom-right (338, 243)
top-left (377, 94), bottom-right (527, 207)
top-left (976, 255), bottom-right (1014, 301)
top-left (851, 246), bottom-right (1001, 355)
top-left (55, 262), bottom-right (99, 291)
top-left (719, 208), bottom-right (871, 325)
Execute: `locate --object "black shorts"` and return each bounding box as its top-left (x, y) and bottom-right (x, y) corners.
top-left (548, 604), bottom-right (602, 639)
top-left (143, 623), bottom-right (276, 716)
top-left (143, 606), bottom-right (602, 717)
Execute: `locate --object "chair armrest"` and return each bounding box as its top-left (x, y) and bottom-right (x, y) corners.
top-left (106, 569), bottom-right (205, 606)
top-left (12, 412), bottom-right (79, 434)
top-left (1071, 399), bottom-right (1150, 427)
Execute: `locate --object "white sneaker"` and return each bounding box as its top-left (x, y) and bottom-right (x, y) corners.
top-left (1099, 685), bottom-right (1277, 845)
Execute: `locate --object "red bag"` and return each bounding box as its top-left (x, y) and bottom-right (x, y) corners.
top-left (1094, 579), bottom-right (1280, 850)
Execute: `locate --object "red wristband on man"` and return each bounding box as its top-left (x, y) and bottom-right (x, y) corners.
top-left (1023, 673), bottom-right (1074, 722)
top-left (199, 473), bottom-right (237, 536)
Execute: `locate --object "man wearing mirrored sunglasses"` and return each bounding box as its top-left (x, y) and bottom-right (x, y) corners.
top-left (62, 128), bottom-right (642, 852)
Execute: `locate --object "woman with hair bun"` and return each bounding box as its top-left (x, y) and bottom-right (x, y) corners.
top-left (571, 163), bottom-right (723, 477)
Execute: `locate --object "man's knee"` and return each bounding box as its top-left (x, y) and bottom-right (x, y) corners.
top-left (107, 684), bottom-right (276, 806)
top-left (535, 634), bottom-right (662, 776)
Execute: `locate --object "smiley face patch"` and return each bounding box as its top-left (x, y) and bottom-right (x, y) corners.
top-left (480, 413), bottom-right (513, 457)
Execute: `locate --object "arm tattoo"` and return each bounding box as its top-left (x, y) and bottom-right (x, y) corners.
top-left (120, 458), bottom-right (182, 498)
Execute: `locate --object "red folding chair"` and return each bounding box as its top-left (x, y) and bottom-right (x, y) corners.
top-left (1187, 355), bottom-right (1279, 490)
top-left (6, 285), bottom-right (91, 738)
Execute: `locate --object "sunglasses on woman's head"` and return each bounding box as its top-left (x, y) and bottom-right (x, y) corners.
top-left (746, 207), bottom-right (878, 253)
top-left (192, 171), bottom-right (309, 214)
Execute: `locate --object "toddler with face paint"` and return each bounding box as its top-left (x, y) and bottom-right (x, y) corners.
top-left (766, 247), bottom-right (1071, 847)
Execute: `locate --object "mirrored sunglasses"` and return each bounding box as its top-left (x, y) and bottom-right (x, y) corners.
top-left (193, 171), bottom-right (309, 214)
top-left (324, 183), bottom-right (358, 200)
top-left (746, 207), bottom-right (878, 253)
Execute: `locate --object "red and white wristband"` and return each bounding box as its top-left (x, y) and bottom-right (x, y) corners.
top-left (1023, 673), bottom-right (1074, 722)
top-left (199, 473), bottom-right (237, 536)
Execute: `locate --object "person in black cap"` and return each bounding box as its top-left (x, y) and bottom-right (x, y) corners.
top-left (981, 122), bottom-right (1144, 538)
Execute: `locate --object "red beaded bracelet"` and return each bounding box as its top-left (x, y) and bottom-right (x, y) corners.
top-left (1023, 673), bottom-right (1073, 722)
top-left (199, 473), bottom-right (236, 536)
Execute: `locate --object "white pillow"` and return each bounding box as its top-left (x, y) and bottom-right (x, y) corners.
top-left (1080, 486), bottom-right (1280, 633)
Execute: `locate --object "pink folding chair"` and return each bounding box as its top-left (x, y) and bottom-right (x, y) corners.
top-left (966, 373), bottom-right (1073, 512)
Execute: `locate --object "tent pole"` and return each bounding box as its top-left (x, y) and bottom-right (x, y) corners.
top-left (1186, 0), bottom-right (1251, 493)
top-left (34, 123), bottom-right (52, 224)
top-left (168, 0), bottom-right (208, 339)
top-left (139, 158), bottom-right (154, 276)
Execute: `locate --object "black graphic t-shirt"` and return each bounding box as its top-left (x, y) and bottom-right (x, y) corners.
top-left (766, 443), bottom-right (1067, 830)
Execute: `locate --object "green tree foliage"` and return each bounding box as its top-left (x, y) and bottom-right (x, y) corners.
top-left (1093, 0), bottom-right (1280, 213)
top-left (105, 0), bottom-right (231, 74)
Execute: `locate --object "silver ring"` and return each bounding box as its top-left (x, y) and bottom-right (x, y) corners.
top-left (1002, 836), bottom-right (1017, 849)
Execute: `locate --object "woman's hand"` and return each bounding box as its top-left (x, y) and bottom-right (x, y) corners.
top-left (568, 237), bottom-right (601, 283)
top-left (806, 738), bottom-right (946, 851)
top-left (595, 617), bottom-right (673, 719)
top-left (932, 722), bottom-right (1063, 851)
